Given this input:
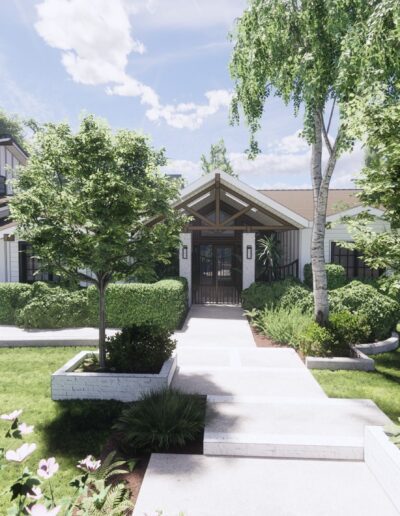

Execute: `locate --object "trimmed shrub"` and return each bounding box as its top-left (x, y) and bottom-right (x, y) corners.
top-left (254, 307), bottom-right (312, 349)
top-left (113, 388), bottom-right (206, 453)
top-left (88, 278), bottom-right (187, 330)
top-left (16, 285), bottom-right (90, 329)
top-left (105, 325), bottom-right (176, 374)
top-left (329, 281), bottom-right (399, 340)
top-left (303, 263), bottom-right (347, 290)
top-left (241, 278), bottom-right (300, 311)
top-left (298, 322), bottom-right (335, 357)
top-left (279, 284), bottom-right (312, 311)
top-left (0, 283), bottom-right (32, 324)
top-left (328, 311), bottom-right (372, 347)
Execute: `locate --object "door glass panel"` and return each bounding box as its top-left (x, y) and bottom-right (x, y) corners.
top-left (216, 246), bottom-right (233, 284)
top-left (199, 244), bottom-right (213, 285)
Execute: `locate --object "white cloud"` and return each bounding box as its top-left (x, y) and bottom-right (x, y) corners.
top-left (164, 133), bottom-right (364, 189)
top-left (34, 0), bottom-right (232, 130)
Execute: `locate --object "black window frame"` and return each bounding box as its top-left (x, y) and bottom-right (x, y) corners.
top-left (18, 242), bottom-right (58, 284)
top-left (330, 241), bottom-right (383, 280)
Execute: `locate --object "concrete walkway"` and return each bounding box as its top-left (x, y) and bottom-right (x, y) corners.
top-left (135, 305), bottom-right (398, 516)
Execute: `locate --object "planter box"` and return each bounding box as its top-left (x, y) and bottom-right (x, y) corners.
top-left (365, 426), bottom-right (400, 513)
top-left (306, 346), bottom-right (374, 371)
top-left (51, 350), bottom-right (177, 402)
top-left (306, 332), bottom-right (399, 371)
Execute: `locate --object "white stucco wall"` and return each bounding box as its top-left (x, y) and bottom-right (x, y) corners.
top-left (242, 232), bottom-right (255, 290)
top-left (0, 238), bottom-right (19, 282)
top-left (179, 232), bottom-right (192, 306)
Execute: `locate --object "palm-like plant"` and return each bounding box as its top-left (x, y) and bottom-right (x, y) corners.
top-left (257, 235), bottom-right (282, 281)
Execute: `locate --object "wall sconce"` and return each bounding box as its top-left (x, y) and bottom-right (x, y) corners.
top-left (182, 245), bottom-right (188, 259)
top-left (246, 245), bottom-right (252, 260)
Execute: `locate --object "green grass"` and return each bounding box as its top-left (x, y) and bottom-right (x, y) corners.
top-left (0, 347), bottom-right (124, 513)
top-left (312, 348), bottom-right (400, 422)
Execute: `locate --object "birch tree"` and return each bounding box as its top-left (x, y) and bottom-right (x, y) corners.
top-left (230, 0), bottom-right (400, 324)
top-left (11, 116), bottom-right (186, 368)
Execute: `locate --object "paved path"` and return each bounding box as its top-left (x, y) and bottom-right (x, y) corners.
top-left (135, 305), bottom-right (398, 516)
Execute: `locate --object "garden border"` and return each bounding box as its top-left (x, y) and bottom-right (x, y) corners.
top-left (51, 350), bottom-right (177, 402)
top-left (306, 332), bottom-right (399, 371)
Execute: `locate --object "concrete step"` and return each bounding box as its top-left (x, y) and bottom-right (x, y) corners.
top-left (204, 396), bottom-right (390, 460)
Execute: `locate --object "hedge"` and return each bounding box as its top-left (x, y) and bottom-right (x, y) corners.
top-left (241, 278), bottom-right (302, 311)
top-left (0, 278), bottom-right (187, 330)
top-left (303, 263), bottom-right (347, 290)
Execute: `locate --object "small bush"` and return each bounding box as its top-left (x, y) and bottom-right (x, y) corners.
top-left (330, 281), bottom-right (399, 340)
top-left (0, 283), bottom-right (32, 324)
top-left (241, 278), bottom-right (300, 311)
top-left (279, 284), bottom-right (312, 311)
top-left (254, 307), bottom-right (312, 349)
top-left (328, 311), bottom-right (372, 347)
top-left (303, 263), bottom-right (347, 290)
top-left (298, 322), bottom-right (335, 357)
top-left (16, 286), bottom-right (90, 329)
top-left (113, 388), bottom-right (206, 453)
top-left (88, 278), bottom-right (187, 330)
top-left (105, 325), bottom-right (176, 373)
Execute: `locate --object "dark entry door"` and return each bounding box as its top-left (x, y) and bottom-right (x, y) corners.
top-left (193, 243), bottom-right (241, 304)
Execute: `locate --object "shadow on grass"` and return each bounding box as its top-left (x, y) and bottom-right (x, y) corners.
top-left (41, 400), bottom-right (124, 465)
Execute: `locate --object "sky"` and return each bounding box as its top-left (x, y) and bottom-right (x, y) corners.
top-left (0, 0), bottom-right (364, 189)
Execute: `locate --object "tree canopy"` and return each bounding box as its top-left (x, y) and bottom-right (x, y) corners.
top-left (0, 109), bottom-right (27, 150)
top-left (10, 115), bottom-right (186, 366)
top-left (201, 139), bottom-right (237, 177)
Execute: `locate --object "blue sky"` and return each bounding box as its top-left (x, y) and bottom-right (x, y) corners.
top-left (1, 0), bottom-right (363, 188)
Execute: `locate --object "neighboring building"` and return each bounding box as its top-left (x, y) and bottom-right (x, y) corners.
top-left (0, 168), bottom-right (387, 301)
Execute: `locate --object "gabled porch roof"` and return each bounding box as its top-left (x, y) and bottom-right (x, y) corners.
top-left (175, 171), bottom-right (310, 230)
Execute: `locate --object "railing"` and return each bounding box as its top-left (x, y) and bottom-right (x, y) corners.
top-left (193, 285), bottom-right (240, 305)
top-left (261, 259), bottom-right (299, 283)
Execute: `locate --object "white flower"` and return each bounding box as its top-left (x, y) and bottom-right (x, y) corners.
top-left (1, 409), bottom-right (22, 421)
top-left (18, 422), bottom-right (34, 435)
top-left (77, 455), bottom-right (101, 472)
top-left (5, 443), bottom-right (37, 462)
top-left (37, 457), bottom-right (59, 479)
top-left (26, 504), bottom-right (61, 516)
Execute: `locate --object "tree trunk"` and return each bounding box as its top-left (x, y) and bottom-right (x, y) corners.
top-left (98, 280), bottom-right (107, 369)
top-left (310, 111), bottom-right (341, 325)
top-left (310, 113), bottom-right (329, 325)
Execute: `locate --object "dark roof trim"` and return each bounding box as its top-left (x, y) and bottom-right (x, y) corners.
top-left (0, 134), bottom-right (29, 158)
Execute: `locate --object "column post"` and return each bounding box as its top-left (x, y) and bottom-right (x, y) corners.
top-left (179, 232), bottom-right (192, 306)
top-left (242, 232), bottom-right (255, 290)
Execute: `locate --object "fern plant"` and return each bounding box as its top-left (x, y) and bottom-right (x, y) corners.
top-left (70, 451), bottom-right (134, 516)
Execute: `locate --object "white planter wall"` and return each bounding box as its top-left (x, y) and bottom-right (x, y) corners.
top-left (51, 351), bottom-right (177, 402)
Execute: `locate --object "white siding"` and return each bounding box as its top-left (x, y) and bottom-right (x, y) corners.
top-left (298, 228), bottom-right (312, 280)
top-left (0, 238), bottom-right (20, 282)
top-left (279, 230), bottom-right (299, 265)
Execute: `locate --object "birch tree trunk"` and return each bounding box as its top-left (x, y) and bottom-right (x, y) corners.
top-left (310, 111), bottom-right (340, 325)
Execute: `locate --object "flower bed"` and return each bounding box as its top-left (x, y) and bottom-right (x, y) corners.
top-left (51, 350), bottom-right (177, 402)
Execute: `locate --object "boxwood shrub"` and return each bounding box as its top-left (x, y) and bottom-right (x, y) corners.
top-left (303, 263), bottom-right (347, 290)
top-left (241, 278), bottom-right (301, 311)
top-left (0, 278), bottom-right (187, 330)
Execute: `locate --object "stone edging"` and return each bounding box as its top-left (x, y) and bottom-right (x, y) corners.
top-left (51, 350), bottom-right (177, 401)
top-left (306, 332), bottom-right (399, 371)
top-left (364, 426), bottom-right (400, 513)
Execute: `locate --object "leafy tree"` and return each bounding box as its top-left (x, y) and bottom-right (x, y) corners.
top-left (230, 0), bottom-right (400, 324)
top-left (0, 109), bottom-right (27, 149)
top-left (10, 116), bottom-right (186, 368)
top-left (342, 99), bottom-right (400, 280)
top-left (201, 138), bottom-right (237, 177)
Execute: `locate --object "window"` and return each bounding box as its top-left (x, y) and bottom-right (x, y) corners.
top-left (331, 242), bottom-right (383, 279)
top-left (18, 242), bottom-right (58, 283)
top-left (0, 176), bottom-right (6, 197)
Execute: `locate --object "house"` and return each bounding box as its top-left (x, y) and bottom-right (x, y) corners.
top-left (0, 164), bottom-right (387, 301)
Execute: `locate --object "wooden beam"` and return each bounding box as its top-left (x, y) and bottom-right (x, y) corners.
top-left (221, 205), bottom-right (252, 226)
top-left (188, 225), bottom-right (292, 231)
top-left (221, 184), bottom-right (295, 228)
top-left (174, 184), bottom-right (215, 211)
top-left (215, 173), bottom-right (221, 225)
top-left (181, 204), bottom-right (214, 227)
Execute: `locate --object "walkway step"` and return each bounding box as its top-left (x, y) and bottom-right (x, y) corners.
top-left (204, 397), bottom-right (390, 460)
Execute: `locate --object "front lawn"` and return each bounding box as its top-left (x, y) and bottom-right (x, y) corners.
top-left (0, 346), bottom-right (123, 513)
top-left (312, 348), bottom-right (400, 422)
